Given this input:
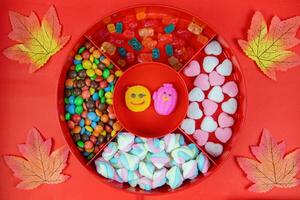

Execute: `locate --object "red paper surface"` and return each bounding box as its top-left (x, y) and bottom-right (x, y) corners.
top-left (0, 0), bottom-right (299, 199)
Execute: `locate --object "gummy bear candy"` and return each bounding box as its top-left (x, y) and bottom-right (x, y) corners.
top-left (168, 56), bottom-right (182, 70)
top-left (116, 22), bottom-right (123, 33)
top-left (187, 22), bottom-right (203, 35)
top-left (100, 42), bottom-right (116, 55)
top-left (175, 29), bottom-right (192, 40)
top-left (152, 48), bottom-right (160, 59)
top-left (138, 28), bottom-right (154, 38)
top-left (123, 29), bottom-right (135, 39)
top-left (118, 47), bottom-right (127, 57)
top-left (164, 24), bottom-right (175, 34)
top-left (197, 35), bottom-right (209, 44)
top-left (142, 37), bottom-right (157, 49)
top-left (128, 37), bottom-right (143, 51)
top-left (126, 52), bottom-right (135, 63)
top-left (158, 33), bottom-right (173, 43)
top-left (137, 53), bottom-right (153, 63)
top-left (107, 23), bottom-right (116, 33)
top-left (165, 44), bottom-right (174, 56)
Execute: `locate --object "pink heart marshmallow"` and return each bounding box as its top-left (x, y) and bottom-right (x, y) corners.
top-left (218, 112), bottom-right (235, 128)
top-left (193, 129), bottom-right (209, 146)
top-left (202, 99), bottom-right (218, 116)
top-left (222, 81), bottom-right (238, 97)
top-left (215, 127), bottom-right (232, 143)
top-left (183, 60), bottom-right (200, 77)
top-left (194, 74), bottom-right (210, 91)
top-left (209, 71), bottom-right (225, 86)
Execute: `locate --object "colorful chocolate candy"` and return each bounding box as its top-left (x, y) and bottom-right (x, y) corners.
top-left (64, 41), bottom-right (122, 160)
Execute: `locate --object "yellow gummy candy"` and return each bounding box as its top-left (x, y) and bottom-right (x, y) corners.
top-left (125, 85), bottom-right (151, 112)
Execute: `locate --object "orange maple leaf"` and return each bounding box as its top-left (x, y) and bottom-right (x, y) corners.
top-left (2, 5), bottom-right (70, 73)
top-left (237, 129), bottom-right (300, 192)
top-left (4, 128), bottom-right (70, 190)
top-left (238, 11), bottom-right (300, 80)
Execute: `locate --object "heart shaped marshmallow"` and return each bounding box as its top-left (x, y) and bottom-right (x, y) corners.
top-left (193, 129), bottom-right (209, 146)
top-left (194, 74), bottom-right (210, 91)
top-left (187, 102), bottom-right (203, 120)
top-left (202, 99), bottom-right (218, 116)
top-left (189, 87), bottom-right (205, 102)
top-left (209, 71), bottom-right (225, 86)
top-left (208, 86), bottom-right (224, 103)
top-left (222, 81), bottom-right (238, 97)
top-left (204, 40), bottom-right (222, 55)
top-left (221, 98), bottom-right (237, 114)
top-left (218, 112), bottom-right (234, 128)
top-left (216, 59), bottom-right (233, 76)
top-left (215, 127), bottom-right (232, 143)
top-left (203, 56), bottom-right (219, 73)
top-left (201, 116), bottom-right (217, 132)
top-left (181, 118), bottom-right (195, 135)
top-left (205, 142), bottom-right (223, 157)
top-left (183, 60), bottom-right (200, 77)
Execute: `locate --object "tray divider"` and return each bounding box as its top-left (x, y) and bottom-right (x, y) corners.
top-left (177, 33), bottom-right (217, 74)
top-left (86, 127), bottom-right (124, 166)
top-left (84, 35), bottom-right (124, 72)
top-left (177, 127), bottom-right (217, 166)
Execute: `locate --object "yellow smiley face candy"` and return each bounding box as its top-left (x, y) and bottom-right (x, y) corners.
top-left (125, 85), bottom-right (151, 112)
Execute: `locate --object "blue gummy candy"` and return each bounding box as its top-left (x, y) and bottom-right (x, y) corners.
top-left (128, 37), bottom-right (142, 51)
top-left (164, 23), bottom-right (175, 33)
top-left (165, 44), bottom-right (173, 56)
top-left (116, 22), bottom-right (123, 33)
top-left (118, 47), bottom-right (127, 57)
top-left (152, 48), bottom-right (160, 59)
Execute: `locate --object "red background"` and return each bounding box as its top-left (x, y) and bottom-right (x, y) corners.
top-left (0, 0), bottom-right (300, 199)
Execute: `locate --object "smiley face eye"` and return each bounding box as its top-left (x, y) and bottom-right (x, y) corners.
top-left (131, 93), bottom-right (136, 98)
top-left (168, 94), bottom-right (172, 97)
top-left (138, 93), bottom-right (145, 98)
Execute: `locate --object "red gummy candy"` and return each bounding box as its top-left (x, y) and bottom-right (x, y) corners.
top-left (123, 29), bottom-right (135, 39)
top-left (141, 19), bottom-right (160, 28)
top-left (123, 15), bottom-right (138, 30)
top-left (172, 37), bottom-right (186, 48)
top-left (162, 15), bottom-right (178, 25)
top-left (158, 33), bottom-right (173, 43)
top-left (137, 53), bottom-right (153, 63)
top-left (176, 29), bottom-right (192, 40)
top-left (142, 37), bottom-right (157, 50)
top-left (126, 52), bottom-right (135, 62)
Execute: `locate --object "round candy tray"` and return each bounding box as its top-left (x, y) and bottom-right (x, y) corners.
top-left (57, 5), bottom-right (246, 194)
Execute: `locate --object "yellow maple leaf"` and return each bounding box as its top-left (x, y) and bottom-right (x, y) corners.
top-left (238, 11), bottom-right (300, 80)
top-left (3, 5), bottom-right (70, 72)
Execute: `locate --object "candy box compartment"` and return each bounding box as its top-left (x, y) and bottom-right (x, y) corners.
top-left (113, 62), bottom-right (188, 138)
top-left (90, 129), bottom-right (214, 194)
top-left (57, 4), bottom-right (246, 195)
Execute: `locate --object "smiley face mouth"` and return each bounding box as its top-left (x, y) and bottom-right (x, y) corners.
top-left (130, 100), bottom-right (145, 106)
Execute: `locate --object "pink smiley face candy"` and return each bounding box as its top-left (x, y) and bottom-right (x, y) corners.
top-left (153, 83), bottom-right (178, 115)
